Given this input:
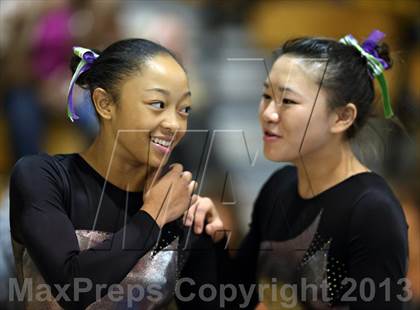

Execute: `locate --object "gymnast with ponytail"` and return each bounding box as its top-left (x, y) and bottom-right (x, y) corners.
top-left (187, 30), bottom-right (409, 309)
top-left (10, 38), bottom-right (224, 309)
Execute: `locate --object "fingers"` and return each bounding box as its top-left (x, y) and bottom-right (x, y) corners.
top-left (164, 164), bottom-right (196, 192)
top-left (193, 181), bottom-right (198, 193)
top-left (183, 196), bottom-right (225, 242)
top-left (169, 164), bottom-right (194, 188)
top-left (184, 197), bottom-right (213, 234)
top-left (177, 167), bottom-right (197, 198)
top-left (145, 162), bottom-right (200, 225)
top-left (193, 204), bottom-right (207, 234)
top-left (181, 170), bottom-right (192, 182)
top-left (191, 194), bottom-right (198, 205)
top-left (184, 199), bottom-right (206, 231)
top-left (169, 163), bottom-right (183, 174)
top-left (187, 180), bottom-right (197, 196)
top-left (183, 201), bottom-right (197, 226)
top-left (205, 218), bottom-right (225, 242)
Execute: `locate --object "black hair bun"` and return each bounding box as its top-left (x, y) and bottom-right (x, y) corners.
top-left (375, 42), bottom-right (392, 70)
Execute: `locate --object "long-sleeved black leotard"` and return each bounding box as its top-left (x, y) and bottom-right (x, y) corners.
top-left (216, 165), bottom-right (409, 309)
top-left (9, 153), bottom-right (218, 310)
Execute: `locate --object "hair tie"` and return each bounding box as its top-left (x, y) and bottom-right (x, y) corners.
top-left (339, 30), bottom-right (394, 119)
top-left (67, 46), bottom-right (99, 122)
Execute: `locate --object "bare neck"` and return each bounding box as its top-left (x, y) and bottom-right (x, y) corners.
top-left (79, 129), bottom-right (150, 192)
top-left (293, 141), bottom-right (370, 199)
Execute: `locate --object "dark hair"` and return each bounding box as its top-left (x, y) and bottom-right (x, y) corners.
top-left (70, 38), bottom-right (183, 104)
top-left (274, 37), bottom-right (392, 139)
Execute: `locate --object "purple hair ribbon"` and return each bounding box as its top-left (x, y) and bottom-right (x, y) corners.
top-left (361, 30), bottom-right (390, 70)
top-left (67, 47), bottom-right (99, 122)
top-left (339, 30), bottom-right (394, 119)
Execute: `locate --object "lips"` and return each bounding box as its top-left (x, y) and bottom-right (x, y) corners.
top-left (150, 135), bottom-right (174, 154)
top-left (263, 130), bottom-right (282, 142)
top-left (151, 136), bottom-right (172, 147)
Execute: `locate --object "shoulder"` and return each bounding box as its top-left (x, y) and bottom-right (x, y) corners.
top-left (13, 153), bottom-right (57, 169)
top-left (351, 174), bottom-right (406, 227)
top-left (349, 175), bottom-right (408, 249)
top-left (9, 154), bottom-right (74, 241)
top-left (11, 153), bottom-right (63, 180)
top-left (12, 153), bottom-right (56, 178)
top-left (10, 153), bottom-right (76, 193)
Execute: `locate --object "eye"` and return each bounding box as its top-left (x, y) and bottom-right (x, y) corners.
top-left (150, 101), bottom-right (165, 109)
top-left (282, 98), bottom-right (297, 105)
top-left (179, 106), bottom-right (192, 115)
top-left (262, 93), bottom-right (271, 101)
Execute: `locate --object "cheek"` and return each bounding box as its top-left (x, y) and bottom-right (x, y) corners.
top-left (114, 104), bottom-right (143, 129)
top-left (114, 109), bottom-right (156, 146)
top-left (299, 108), bottom-right (332, 149)
top-left (173, 117), bottom-right (188, 143)
top-left (281, 107), bottom-right (307, 138)
top-left (279, 104), bottom-right (329, 154)
top-left (180, 116), bottom-right (188, 129)
top-left (176, 126), bottom-right (186, 141)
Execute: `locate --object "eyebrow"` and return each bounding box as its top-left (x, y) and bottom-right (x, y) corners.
top-left (263, 82), bottom-right (301, 97)
top-left (146, 88), bottom-right (170, 96)
top-left (146, 88), bottom-right (192, 99)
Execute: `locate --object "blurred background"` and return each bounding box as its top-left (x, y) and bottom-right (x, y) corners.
top-left (0, 0), bottom-right (419, 309)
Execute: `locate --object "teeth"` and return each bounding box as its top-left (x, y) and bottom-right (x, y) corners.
top-left (151, 137), bottom-right (171, 147)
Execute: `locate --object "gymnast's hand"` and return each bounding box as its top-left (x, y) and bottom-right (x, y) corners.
top-left (183, 195), bottom-right (225, 242)
top-left (142, 163), bottom-right (196, 228)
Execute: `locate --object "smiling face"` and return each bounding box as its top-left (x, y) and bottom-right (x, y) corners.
top-left (259, 55), bottom-right (337, 163)
top-left (107, 54), bottom-right (191, 168)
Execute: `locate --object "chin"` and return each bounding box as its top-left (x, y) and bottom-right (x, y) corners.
top-left (263, 148), bottom-right (295, 163)
top-left (148, 156), bottom-right (168, 169)
top-left (264, 149), bottom-right (282, 162)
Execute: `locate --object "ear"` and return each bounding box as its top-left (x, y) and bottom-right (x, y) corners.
top-left (92, 88), bottom-right (115, 120)
top-left (330, 103), bottom-right (357, 134)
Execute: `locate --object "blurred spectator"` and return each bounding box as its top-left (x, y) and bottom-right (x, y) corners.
top-left (1, 0), bottom-right (120, 163)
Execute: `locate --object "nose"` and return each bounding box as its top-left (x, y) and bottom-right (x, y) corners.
top-left (161, 109), bottom-right (180, 135)
top-left (261, 100), bottom-right (279, 123)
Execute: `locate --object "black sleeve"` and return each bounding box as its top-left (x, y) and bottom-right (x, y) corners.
top-left (212, 171), bottom-right (288, 310)
top-left (9, 155), bottom-right (160, 309)
top-left (222, 210), bottom-right (261, 309)
top-left (209, 181), bottom-right (272, 310)
top-left (346, 190), bottom-right (409, 309)
top-left (175, 231), bottom-right (223, 310)
top-left (177, 171), bottom-right (283, 310)
top-left (175, 224), bottom-right (260, 310)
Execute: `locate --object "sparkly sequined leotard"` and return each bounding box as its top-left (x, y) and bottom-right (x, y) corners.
top-left (10, 153), bottom-right (218, 310)
top-left (218, 165), bottom-right (408, 309)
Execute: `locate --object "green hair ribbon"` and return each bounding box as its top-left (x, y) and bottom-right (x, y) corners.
top-left (339, 31), bottom-right (394, 119)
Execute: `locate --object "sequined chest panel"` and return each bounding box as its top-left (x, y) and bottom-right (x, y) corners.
top-left (20, 230), bottom-right (180, 310)
top-left (257, 212), bottom-right (349, 310)
top-left (80, 230), bottom-right (179, 310)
